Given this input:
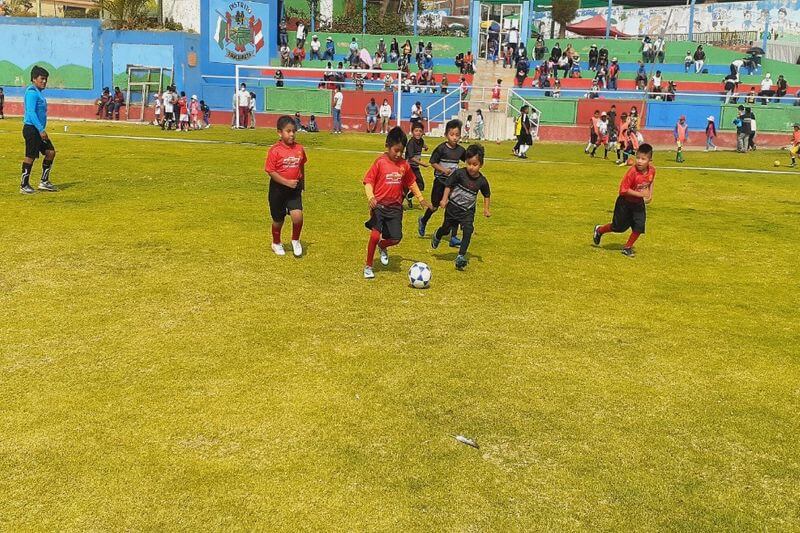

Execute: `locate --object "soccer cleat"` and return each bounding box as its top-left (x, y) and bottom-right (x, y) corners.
top-left (417, 216), bottom-right (426, 237)
top-left (271, 243), bottom-right (286, 256)
top-left (379, 246), bottom-right (389, 266)
top-left (455, 255), bottom-right (468, 270)
top-left (593, 225), bottom-right (602, 246)
top-left (20, 184), bottom-right (36, 195)
top-left (38, 180), bottom-right (58, 192)
top-left (291, 239), bottom-right (303, 257)
top-left (621, 247), bottom-right (635, 258)
top-left (431, 233), bottom-right (441, 249)
top-left (363, 266), bottom-right (375, 279)
top-left (449, 235), bottom-right (462, 248)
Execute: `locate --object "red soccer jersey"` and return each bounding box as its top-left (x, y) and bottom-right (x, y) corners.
top-left (619, 164), bottom-right (655, 203)
top-left (265, 141), bottom-right (307, 181)
top-left (793, 130), bottom-right (800, 145)
top-left (492, 85), bottom-right (501, 99)
top-left (363, 154), bottom-right (417, 206)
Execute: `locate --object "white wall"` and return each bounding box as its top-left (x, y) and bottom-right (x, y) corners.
top-left (163, 0), bottom-right (201, 33)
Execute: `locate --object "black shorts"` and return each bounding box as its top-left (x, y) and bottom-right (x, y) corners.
top-left (590, 130), bottom-right (598, 145)
top-left (411, 166), bottom-right (425, 191)
top-left (268, 179), bottom-right (303, 221)
top-left (443, 206), bottom-right (474, 231)
top-left (365, 204), bottom-right (403, 241)
top-left (431, 179), bottom-right (447, 208)
top-left (611, 196), bottom-right (646, 234)
top-left (23, 124), bottom-right (54, 160)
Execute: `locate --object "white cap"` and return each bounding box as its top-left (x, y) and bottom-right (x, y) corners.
top-left (707, 115), bottom-right (715, 121)
top-left (191, 94), bottom-right (197, 100)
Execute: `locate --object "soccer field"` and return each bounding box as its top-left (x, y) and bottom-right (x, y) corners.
top-left (1, 118), bottom-right (798, 529)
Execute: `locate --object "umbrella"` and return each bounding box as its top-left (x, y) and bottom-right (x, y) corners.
top-left (746, 46), bottom-right (765, 55)
top-left (359, 48), bottom-right (373, 68)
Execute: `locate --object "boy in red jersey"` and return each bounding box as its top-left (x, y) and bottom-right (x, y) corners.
top-left (265, 115), bottom-right (307, 257)
top-left (363, 126), bottom-right (432, 279)
top-left (593, 143), bottom-right (655, 258)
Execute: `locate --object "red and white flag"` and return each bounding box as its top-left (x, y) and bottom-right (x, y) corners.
top-left (249, 17), bottom-right (264, 53)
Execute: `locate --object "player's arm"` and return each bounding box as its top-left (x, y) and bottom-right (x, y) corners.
top-left (482, 182), bottom-right (492, 217)
top-left (439, 187), bottom-right (451, 209)
top-left (364, 183), bottom-right (377, 209)
top-left (408, 182), bottom-right (431, 210)
top-left (644, 181), bottom-right (654, 204)
top-left (431, 162), bottom-right (451, 175)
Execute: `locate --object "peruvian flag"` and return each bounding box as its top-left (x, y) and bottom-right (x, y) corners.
top-left (249, 16), bottom-right (264, 53)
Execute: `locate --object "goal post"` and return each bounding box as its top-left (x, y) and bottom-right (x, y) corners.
top-left (232, 64), bottom-right (404, 130)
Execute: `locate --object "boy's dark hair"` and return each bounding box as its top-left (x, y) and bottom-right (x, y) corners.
top-left (386, 126), bottom-right (408, 148)
top-left (465, 144), bottom-right (485, 164)
top-left (444, 118), bottom-right (462, 134)
top-left (276, 115), bottom-right (295, 130)
top-left (30, 65), bottom-right (49, 80)
top-left (637, 143), bottom-right (654, 157)
top-left (410, 120), bottom-right (424, 132)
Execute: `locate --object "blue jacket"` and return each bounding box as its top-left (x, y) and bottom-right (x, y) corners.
top-left (24, 85), bottom-right (47, 132)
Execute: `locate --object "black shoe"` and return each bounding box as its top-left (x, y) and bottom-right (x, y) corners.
top-left (38, 180), bottom-right (58, 192)
top-left (20, 184), bottom-right (36, 195)
top-left (621, 247), bottom-right (635, 258)
top-left (455, 255), bottom-right (468, 270)
top-left (593, 225), bottom-right (602, 246)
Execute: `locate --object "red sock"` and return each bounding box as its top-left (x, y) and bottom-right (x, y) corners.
top-left (598, 223), bottom-right (613, 234)
top-left (378, 239), bottom-right (399, 249)
top-left (625, 231), bottom-right (641, 248)
top-left (271, 223), bottom-right (282, 245)
top-left (291, 220), bottom-right (303, 241)
top-left (366, 229), bottom-right (381, 267)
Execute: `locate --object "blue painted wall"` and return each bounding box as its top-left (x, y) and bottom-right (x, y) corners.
top-left (645, 101), bottom-right (721, 131)
top-left (0, 18), bottom-right (201, 101)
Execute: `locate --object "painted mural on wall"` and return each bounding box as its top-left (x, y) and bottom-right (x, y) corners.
top-left (0, 24), bottom-right (93, 88)
top-left (209, 0), bottom-right (269, 64)
top-left (533, 0), bottom-right (800, 39)
top-left (112, 43), bottom-right (174, 89)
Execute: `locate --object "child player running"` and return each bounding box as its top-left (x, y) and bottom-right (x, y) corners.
top-left (790, 123), bottom-right (800, 167)
top-left (593, 143), bottom-right (656, 258)
top-left (417, 119), bottom-right (466, 247)
top-left (431, 144), bottom-right (491, 270)
top-left (404, 120), bottom-right (429, 209)
top-left (363, 127), bottom-right (432, 279)
top-left (265, 115), bottom-right (307, 257)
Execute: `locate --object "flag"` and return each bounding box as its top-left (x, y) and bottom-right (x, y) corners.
top-left (214, 15), bottom-right (228, 49)
top-left (250, 16), bottom-right (264, 53)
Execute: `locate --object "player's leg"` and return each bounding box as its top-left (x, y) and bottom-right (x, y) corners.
top-left (431, 215), bottom-right (455, 248)
top-left (364, 227), bottom-right (381, 277)
top-left (419, 180), bottom-right (444, 236)
top-left (621, 203), bottom-right (644, 257)
top-left (287, 188), bottom-right (304, 257)
top-left (377, 206), bottom-right (402, 266)
top-left (269, 184), bottom-right (288, 255)
top-left (21, 126), bottom-right (42, 194)
top-left (38, 145), bottom-right (57, 191)
top-left (455, 219), bottom-right (473, 269)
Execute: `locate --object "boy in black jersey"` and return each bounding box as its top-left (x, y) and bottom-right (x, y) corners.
top-left (417, 119), bottom-right (466, 247)
top-left (404, 120), bottom-right (429, 208)
top-left (431, 144), bottom-right (491, 270)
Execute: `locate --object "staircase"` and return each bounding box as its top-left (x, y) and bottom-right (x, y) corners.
top-left (462, 59), bottom-right (517, 142)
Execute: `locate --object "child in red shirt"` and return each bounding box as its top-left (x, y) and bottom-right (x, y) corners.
top-left (265, 115), bottom-right (308, 257)
top-left (363, 127), bottom-right (432, 279)
top-left (790, 123), bottom-right (800, 167)
top-left (593, 143), bottom-right (656, 258)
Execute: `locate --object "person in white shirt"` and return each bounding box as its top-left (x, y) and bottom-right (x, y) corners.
top-left (758, 73), bottom-right (773, 104)
top-left (153, 92), bottom-right (162, 128)
top-left (650, 70), bottom-right (663, 98)
top-left (237, 83), bottom-right (251, 128)
top-left (378, 98), bottom-right (391, 133)
top-left (309, 35), bottom-right (321, 60)
top-left (507, 26), bottom-right (519, 61)
top-left (248, 91), bottom-right (257, 129)
top-left (730, 58), bottom-right (745, 83)
top-left (162, 89), bottom-right (174, 130)
top-left (295, 21), bottom-right (306, 48)
top-left (332, 87), bottom-right (343, 133)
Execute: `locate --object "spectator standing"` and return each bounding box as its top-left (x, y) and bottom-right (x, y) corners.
top-left (295, 20), bottom-right (306, 48)
top-left (237, 83), bottom-right (251, 128)
top-left (379, 98), bottom-right (392, 133)
top-left (152, 92), bottom-right (162, 127)
top-left (332, 87), bottom-right (343, 133)
top-left (248, 91), bottom-right (257, 129)
top-left (730, 58), bottom-right (745, 82)
top-left (310, 35), bottom-right (321, 60)
top-left (693, 45), bottom-right (706, 73)
top-left (607, 58), bottom-right (619, 90)
top-left (705, 116), bottom-right (717, 151)
top-left (507, 26), bottom-right (519, 61)
top-left (758, 73), bottom-right (773, 104)
top-left (389, 38), bottom-right (399, 62)
top-left (474, 109), bottom-right (484, 140)
top-left (534, 35), bottom-right (546, 61)
top-left (365, 97), bottom-right (379, 133)
top-left (323, 37), bottom-right (335, 61)
top-left (748, 109), bottom-right (757, 150)
top-left (588, 44), bottom-right (598, 71)
top-left (654, 37), bottom-right (665, 63)
top-left (550, 42), bottom-right (562, 62)
top-left (0, 87), bottom-right (5, 119)
top-left (734, 105), bottom-right (746, 152)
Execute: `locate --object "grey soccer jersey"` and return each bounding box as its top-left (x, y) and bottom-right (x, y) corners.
top-left (446, 168), bottom-right (490, 216)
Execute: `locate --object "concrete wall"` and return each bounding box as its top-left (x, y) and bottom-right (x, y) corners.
top-left (163, 0), bottom-right (202, 33)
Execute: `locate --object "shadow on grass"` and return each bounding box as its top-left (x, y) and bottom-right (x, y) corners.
top-left (431, 252), bottom-right (484, 263)
top-left (55, 181), bottom-right (81, 191)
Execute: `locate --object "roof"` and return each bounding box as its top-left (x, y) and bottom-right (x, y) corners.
top-left (565, 14), bottom-right (628, 37)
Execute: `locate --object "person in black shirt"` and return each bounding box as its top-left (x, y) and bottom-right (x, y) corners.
top-left (404, 121), bottom-right (429, 208)
top-left (417, 119), bottom-right (466, 246)
top-left (430, 144), bottom-right (491, 270)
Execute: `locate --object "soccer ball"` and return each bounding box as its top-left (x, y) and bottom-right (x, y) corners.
top-left (408, 262), bottom-right (432, 289)
top-left (774, 160), bottom-right (781, 167)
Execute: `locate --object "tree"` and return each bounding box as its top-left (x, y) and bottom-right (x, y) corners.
top-left (94, 0), bottom-right (152, 29)
top-left (551, 0), bottom-right (579, 39)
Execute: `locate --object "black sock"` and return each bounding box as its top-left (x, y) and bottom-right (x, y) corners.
top-left (41, 160), bottom-right (53, 183)
top-left (458, 226), bottom-right (474, 256)
top-left (435, 225), bottom-right (448, 240)
top-left (604, 147), bottom-right (609, 158)
top-left (616, 149), bottom-right (622, 160)
top-left (450, 225), bottom-right (459, 239)
top-left (590, 146), bottom-right (597, 155)
top-left (21, 162), bottom-right (33, 187)
top-left (420, 208), bottom-right (434, 225)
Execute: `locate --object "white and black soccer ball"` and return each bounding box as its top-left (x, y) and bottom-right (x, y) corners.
top-left (408, 262), bottom-right (432, 289)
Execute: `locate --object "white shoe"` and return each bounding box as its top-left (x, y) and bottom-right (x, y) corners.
top-left (379, 246), bottom-right (389, 266)
top-left (271, 243), bottom-right (286, 256)
top-left (291, 239), bottom-right (303, 257)
top-left (363, 266), bottom-right (375, 279)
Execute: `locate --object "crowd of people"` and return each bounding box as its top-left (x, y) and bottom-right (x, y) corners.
top-left (150, 86), bottom-right (211, 130)
top-left (583, 105), bottom-right (645, 165)
top-left (94, 87), bottom-right (127, 120)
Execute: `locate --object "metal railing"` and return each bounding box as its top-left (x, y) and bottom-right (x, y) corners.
top-left (507, 88), bottom-right (541, 140)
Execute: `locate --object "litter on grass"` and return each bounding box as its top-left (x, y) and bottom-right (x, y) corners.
top-left (453, 435), bottom-right (479, 449)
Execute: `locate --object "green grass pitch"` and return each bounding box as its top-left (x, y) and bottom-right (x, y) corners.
top-left (1, 118), bottom-right (798, 529)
